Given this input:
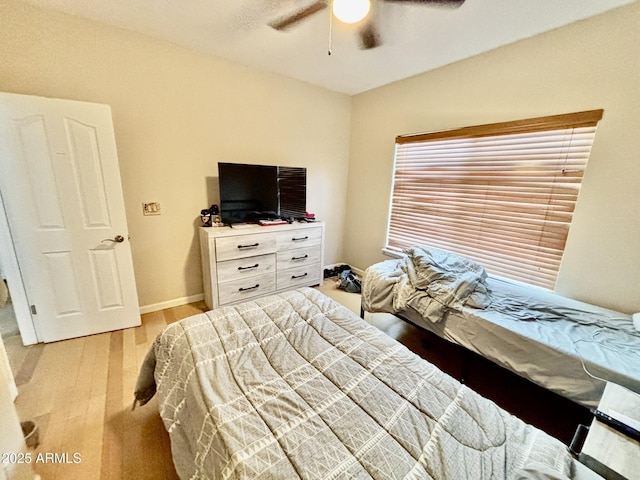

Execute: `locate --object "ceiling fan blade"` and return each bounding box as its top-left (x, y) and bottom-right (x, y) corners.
top-left (269, 0), bottom-right (328, 30)
top-left (360, 21), bottom-right (382, 49)
top-left (383, 0), bottom-right (465, 8)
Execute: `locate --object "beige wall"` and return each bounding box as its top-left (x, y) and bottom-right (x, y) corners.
top-left (345, 2), bottom-right (640, 313)
top-left (2, 0), bottom-right (639, 314)
top-left (0, 0), bottom-right (351, 308)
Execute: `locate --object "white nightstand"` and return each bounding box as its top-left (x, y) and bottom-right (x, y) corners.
top-left (579, 383), bottom-right (640, 480)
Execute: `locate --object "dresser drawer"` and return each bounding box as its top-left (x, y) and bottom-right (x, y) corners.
top-left (276, 246), bottom-right (322, 270)
top-left (276, 227), bottom-right (322, 251)
top-left (216, 253), bottom-right (276, 281)
top-left (277, 263), bottom-right (321, 290)
top-left (216, 232), bottom-right (276, 262)
top-left (200, 223), bottom-right (324, 309)
top-left (218, 273), bottom-right (276, 305)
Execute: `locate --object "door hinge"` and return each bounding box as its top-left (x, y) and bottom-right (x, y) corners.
top-left (30, 305), bottom-right (37, 315)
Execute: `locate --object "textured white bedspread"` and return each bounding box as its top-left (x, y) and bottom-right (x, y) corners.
top-left (139, 288), bottom-right (580, 479)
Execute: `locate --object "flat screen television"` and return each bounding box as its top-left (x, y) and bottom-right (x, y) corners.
top-left (218, 162), bottom-right (307, 224)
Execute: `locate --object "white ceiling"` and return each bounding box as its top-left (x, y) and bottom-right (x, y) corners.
top-left (20, 0), bottom-right (637, 95)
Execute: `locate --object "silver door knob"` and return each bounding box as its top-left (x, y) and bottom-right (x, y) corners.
top-left (103, 235), bottom-right (125, 243)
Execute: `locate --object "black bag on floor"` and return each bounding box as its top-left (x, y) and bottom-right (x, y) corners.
top-left (338, 269), bottom-right (361, 293)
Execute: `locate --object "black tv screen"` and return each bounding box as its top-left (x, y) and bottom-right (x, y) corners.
top-left (218, 163), bottom-right (306, 224)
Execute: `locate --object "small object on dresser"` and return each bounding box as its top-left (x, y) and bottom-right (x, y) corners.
top-left (201, 204), bottom-right (222, 227)
top-left (200, 209), bottom-right (212, 227)
top-left (304, 212), bottom-right (316, 222)
top-left (258, 219), bottom-right (288, 226)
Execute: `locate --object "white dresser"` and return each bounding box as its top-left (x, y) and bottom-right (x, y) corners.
top-left (199, 222), bottom-right (325, 309)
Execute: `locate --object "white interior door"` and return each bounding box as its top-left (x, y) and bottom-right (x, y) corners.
top-left (1, 192), bottom-right (38, 345)
top-left (0, 92), bottom-right (140, 343)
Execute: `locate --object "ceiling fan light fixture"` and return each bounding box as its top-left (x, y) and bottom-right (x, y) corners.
top-left (332, 0), bottom-right (371, 24)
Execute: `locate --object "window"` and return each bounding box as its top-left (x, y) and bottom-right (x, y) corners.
top-left (386, 110), bottom-right (603, 289)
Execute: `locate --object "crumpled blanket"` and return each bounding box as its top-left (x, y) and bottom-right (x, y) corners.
top-left (393, 246), bottom-right (491, 323)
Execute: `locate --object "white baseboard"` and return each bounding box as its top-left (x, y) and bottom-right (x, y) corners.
top-left (351, 266), bottom-right (365, 277)
top-left (139, 267), bottom-right (364, 315)
top-left (139, 293), bottom-right (205, 314)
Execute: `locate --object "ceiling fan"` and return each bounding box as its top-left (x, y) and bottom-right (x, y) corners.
top-left (268, 0), bottom-right (466, 50)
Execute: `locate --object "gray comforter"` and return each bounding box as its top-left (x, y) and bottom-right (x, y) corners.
top-left (361, 253), bottom-right (640, 408)
top-left (364, 246), bottom-right (491, 323)
top-left (136, 288), bottom-right (576, 480)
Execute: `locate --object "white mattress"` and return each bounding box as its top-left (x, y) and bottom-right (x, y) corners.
top-left (363, 260), bottom-right (640, 408)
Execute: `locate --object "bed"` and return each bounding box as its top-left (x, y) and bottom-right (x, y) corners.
top-left (135, 287), bottom-right (598, 479)
top-left (361, 246), bottom-right (640, 409)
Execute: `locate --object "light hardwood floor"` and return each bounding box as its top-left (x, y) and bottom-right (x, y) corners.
top-left (6, 283), bottom-right (376, 480)
top-left (8, 302), bottom-right (209, 479)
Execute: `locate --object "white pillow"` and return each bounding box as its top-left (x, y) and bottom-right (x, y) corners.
top-left (633, 312), bottom-right (640, 332)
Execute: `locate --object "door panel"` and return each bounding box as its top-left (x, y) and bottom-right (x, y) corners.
top-left (0, 92), bottom-right (140, 342)
top-left (89, 247), bottom-right (125, 310)
top-left (43, 250), bottom-right (82, 316)
top-left (66, 118), bottom-right (112, 228)
top-left (16, 115), bottom-right (66, 229)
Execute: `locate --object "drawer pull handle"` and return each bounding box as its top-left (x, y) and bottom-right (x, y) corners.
top-left (291, 273), bottom-right (308, 280)
top-left (239, 284), bottom-right (260, 292)
top-left (292, 236), bottom-right (309, 241)
top-left (238, 264), bottom-right (259, 271)
top-left (292, 255), bottom-right (309, 261)
top-left (237, 243), bottom-right (259, 249)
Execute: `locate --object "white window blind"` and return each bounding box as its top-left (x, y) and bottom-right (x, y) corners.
top-left (387, 110), bottom-right (603, 289)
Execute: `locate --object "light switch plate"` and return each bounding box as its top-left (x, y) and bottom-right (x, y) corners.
top-left (143, 202), bottom-right (161, 216)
